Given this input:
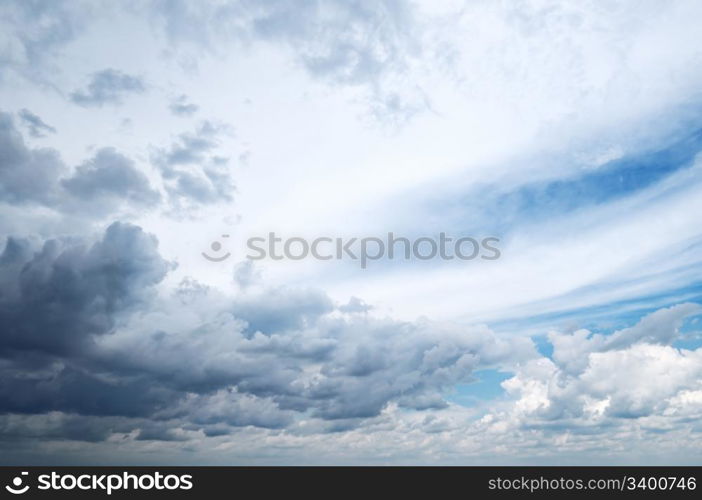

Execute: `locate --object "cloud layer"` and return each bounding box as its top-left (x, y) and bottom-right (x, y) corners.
top-left (1, 0), bottom-right (701, 465)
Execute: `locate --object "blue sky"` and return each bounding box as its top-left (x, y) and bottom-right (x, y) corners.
top-left (1, 0), bottom-right (702, 465)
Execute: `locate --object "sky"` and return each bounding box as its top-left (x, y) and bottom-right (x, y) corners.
top-left (1, 0), bottom-right (702, 465)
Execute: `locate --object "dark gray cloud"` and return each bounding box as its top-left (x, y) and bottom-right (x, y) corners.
top-left (0, 222), bottom-right (172, 357)
top-left (88, 280), bottom-right (534, 428)
top-left (0, 365), bottom-right (175, 419)
top-left (0, 413), bottom-right (135, 444)
top-left (0, 224), bottom-right (534, 442)
top-left (0, 223), bottom-right (192, 437)
top-left (70, 69), bottom-right (146, 107)
top-left (18, 109), bottom-right (56, 138)
top-left (169, 94), bottom-right (199, 116)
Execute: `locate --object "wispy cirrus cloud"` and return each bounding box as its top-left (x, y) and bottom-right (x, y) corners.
top-left (18, 109), bottom-right (56, 137)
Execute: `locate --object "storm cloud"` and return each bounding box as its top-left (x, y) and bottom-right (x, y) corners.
top-left (0, 223), bottom-right (535, 439)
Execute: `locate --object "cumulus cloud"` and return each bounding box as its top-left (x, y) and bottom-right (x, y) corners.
top-left (0, 112), bottom-right (163, 216)
top-left (152, 121), bottom-right (235, 205)
top-left (0, 222), bottom-right (172, 357)
top-left (70, 69), bottom-right (146, 107)
top-left (548, 303), bottom-right (701, 375)
top-left (0, 225), bottom-right (536, 444)
top-left (0, 222), bottom-right (183, 436)
top-left (500, 305), bottom-right (702, 425)
top-left (62, 148), bottom-right (161, 209)
top-left (0, 211), bottom-right (700, 462)
top-left (153, 121), bottom-right (225, 167)
top-left (4, 296), bottom-right (701, 464)
top-left (0, 110), bottom-right (240, 220)
top-left (98, 279), bottom-right (534, 424)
